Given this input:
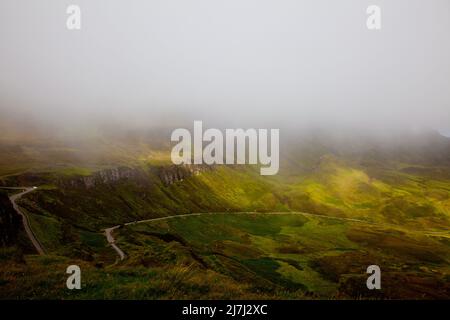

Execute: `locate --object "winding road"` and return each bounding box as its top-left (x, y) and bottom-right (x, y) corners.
top-left (1, 187), bottom-right (45, 255)
top-left (2, 186), bottom-right (449, 261)
top-left (104, 211), bottom-right (377, 261)
top-left (104, 225), bottom-right (126, 260)
top-left (104, 211), bottom-right (450, 261)
top-left (104, 213), bottom-right (205, 260)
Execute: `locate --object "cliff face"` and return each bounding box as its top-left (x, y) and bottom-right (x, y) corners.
top-left (0, 162), bottom-right (215, 191)
top-left (157, 164), bottom-right (214, 186)
top-left (58, 167), bottom-right (146, 189)
top-left (57, 164), bottom-right (214, 189)
top-left (0, 191), bottom-right (21, 247)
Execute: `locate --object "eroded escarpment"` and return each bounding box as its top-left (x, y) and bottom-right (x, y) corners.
top-left (0, 164), bottom-right (214, 190)
top-left (57, 167), bottom-right (147, 189)
top-left (157, 164), bottom-right (214, 186)
top-left (56, 164), bottom-right (214, 189)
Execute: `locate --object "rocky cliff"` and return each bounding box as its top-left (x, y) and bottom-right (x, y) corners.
top-left (157, 164), bottom-right (214, 186)
top-left (57, 167), bottom-right (147, 189)
top-left (57, 164), bottom-right (214, 189)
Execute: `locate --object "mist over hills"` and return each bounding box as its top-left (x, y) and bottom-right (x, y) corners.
top-left (1, 120), bottom-right (449, 299)
top-left (0, 0), bottom-right (449, 300)
top-left (1, 115), bottom-right (450, 177)
top-left (1, 112), bottom-right (450, 300)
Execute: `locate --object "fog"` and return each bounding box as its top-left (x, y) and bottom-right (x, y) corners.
top-left (1, 0), bottom-right (449, 135)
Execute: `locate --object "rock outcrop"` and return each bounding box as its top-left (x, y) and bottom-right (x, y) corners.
top-left (58, 167), bottom-right (146, 189)
top-left (57, 164), bottom-right (214, 189)
top-left (157, 164), bottom-right (214, 186)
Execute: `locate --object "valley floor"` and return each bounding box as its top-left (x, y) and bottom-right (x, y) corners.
top-left (1, 211), bottom-right (449, 299)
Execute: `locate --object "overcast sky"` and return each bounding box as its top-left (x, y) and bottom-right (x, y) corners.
top-left (0, 0), bottom-right (449, 133)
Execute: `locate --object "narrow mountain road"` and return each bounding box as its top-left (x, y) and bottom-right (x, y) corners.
top-left (1, 187), bottom-right (45, 255)
top-left (104, 211), bottom-right (375, 261)
top-left (104, 226), bottom-right (125, 260)
top-left (105, 212), bottom-right (373, 260)
top-left (103, 211), bottom-right (450, 261)
top-left (104, 213), bottom-right (204, 260)
top-left (2, 186), bottom-right (448, 261)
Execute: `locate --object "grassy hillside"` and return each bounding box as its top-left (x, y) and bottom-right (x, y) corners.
top-left (116, 213), bottom-right (450, 299)
top-left (0, 129), bottom-right (449, 299)
top-left (1, 213), bottom-right (448, 299)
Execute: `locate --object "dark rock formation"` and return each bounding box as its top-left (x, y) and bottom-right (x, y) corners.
top-left (0, 191), bottom-right (21, 246)
top-left (2, 164), bottom-right (215, 191)
top-left (58, 167), bottom-right (147, 189)
top-left (57, 164), bottom-right (214, 189)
